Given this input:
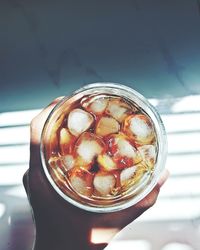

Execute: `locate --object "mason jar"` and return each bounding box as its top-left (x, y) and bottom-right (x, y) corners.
top-left (40, 83), bottom-right (167, 212)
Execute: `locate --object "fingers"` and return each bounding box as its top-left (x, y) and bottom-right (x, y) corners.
top-left (22, 169), bottom-right (31, 200)
top-left (30, 97), bottom-right (64, 145)
top-left (157, 168), bottom-right (170, 188)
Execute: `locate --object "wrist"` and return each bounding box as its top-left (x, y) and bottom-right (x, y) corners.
top-left (33, 218), bottom-right (108, 250)
top-left (34, 233), bottom-right (107, 250)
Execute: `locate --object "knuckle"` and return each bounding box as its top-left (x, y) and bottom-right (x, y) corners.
top-left (22, 170), bottom-right (29, 188)
top-left (30, 116), bottom-right (38, 128)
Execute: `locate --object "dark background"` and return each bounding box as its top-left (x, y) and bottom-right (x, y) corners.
top-left (1, 0), bottom-right (200, 112)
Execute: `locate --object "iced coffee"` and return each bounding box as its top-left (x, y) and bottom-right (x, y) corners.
top-left (41, 84), bottom-right (166, 211)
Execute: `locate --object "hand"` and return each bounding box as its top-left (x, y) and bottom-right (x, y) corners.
top-left (23, 97), bottom-right (169, 250)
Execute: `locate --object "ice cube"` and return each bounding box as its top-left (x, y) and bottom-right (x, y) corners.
top-left (93, 172), bottom-right (116, 196)
top-left (69, 168), bottom-right (93, 196)
top-left (68, 108), bottom-right (94, 136)
top-left (83, 97), bottom-right (109, 115)
top-left (62, 154), bottom-right (75, 170)
top-left (95, 116), bottom-right (120, 136)
top-left (138, 144), bottom-right (156, 168)
top-left (105, 98), bottom-right (132, 122)
top-left (75, 132), bottom-right (105, 167)
top-left (59, 128), bottom-right (74, 155)
top-left (124, 162), bottom-right (149, 188)
top-left (130, 116), bottom-right (151, 138)
top-left (89, 98), bottom-right (108, 114)
top-left (77, 140), bottom-right (102, 163)
top-left (107, 134), bottom-right (142, 168)
top-left (123, 114), bottom-right (154, 145)
top-left (81, 95), bottom-right (108, 114)
top-left (117, 137), bottom-right (137, 158)
top-left (120, 166), bottom-right (137, 186)
top-left (97, 154), bottom-right (117, 172)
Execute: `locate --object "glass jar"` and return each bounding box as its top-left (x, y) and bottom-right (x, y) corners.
top-left (40, 83), bottom-right (167, 212)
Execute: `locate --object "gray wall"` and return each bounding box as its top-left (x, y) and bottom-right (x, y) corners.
top-left (1, 0), bottom-right (200, 112)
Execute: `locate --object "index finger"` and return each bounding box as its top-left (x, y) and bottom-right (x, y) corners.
top-left (30, 97), bottom-right (64, 145)
top-left (29, 97), bottom-right (64, 168)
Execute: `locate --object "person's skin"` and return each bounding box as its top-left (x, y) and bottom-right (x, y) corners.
top-left (23, 97), bottom-right (169, 250)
